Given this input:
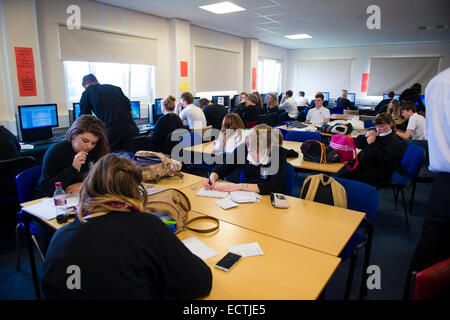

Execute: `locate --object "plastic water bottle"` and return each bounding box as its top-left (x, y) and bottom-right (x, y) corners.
top-left (53, 182), bottom-right (67, 216)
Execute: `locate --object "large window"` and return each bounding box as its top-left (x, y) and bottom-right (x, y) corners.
top-left (258, 58), bottom-right (282, 93)
top-left (64, 61), bottom-right (155, 110)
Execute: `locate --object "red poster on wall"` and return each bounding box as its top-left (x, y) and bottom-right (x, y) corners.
top-left (252, 67), bottom-right (257, 90)
top-left (15, 47), bottom-right (37, 96)
top-left (180, 61), bottom-right (188, 77)
top-left (361, 73), bottom-right (369, 93)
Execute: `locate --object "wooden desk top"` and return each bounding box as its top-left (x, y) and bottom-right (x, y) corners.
top-left (179, 211), bottom-right (341, 300)
top-left (181, 182), bottom-right (365, 257)
top-left (21, 173), bottom-right (204, 230)
top-left (331, 114), bottom-right (360, 120)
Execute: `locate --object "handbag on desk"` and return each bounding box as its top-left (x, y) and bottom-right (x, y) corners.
top-left (146, 188), bottom-right (219, 234)
top-left (133, 151), bottom-right (183, 183)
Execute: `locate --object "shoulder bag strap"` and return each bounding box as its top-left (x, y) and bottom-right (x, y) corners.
top-left (175, 215), bottom-right (220, 234)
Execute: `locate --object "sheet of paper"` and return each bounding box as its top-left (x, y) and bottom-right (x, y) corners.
top-left (43, 193), bottom-right (80, 208)
top-left (214, 198), bottom-right (238, 210)
top-left (196, 182), bottom-right (234, 198)
top-left (182, 237), bottom-right (218, 261)
top-left (229, 191), bottom-right (258, 203)
top-left (228, 242), bottom-right (264, 257)
top-left (23, 201), bottom-right (58, 221)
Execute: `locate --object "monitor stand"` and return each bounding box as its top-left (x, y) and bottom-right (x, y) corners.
top-left (21, 127), bottom-right (53, 142)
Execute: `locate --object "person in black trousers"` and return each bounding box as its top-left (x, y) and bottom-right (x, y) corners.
top-left (79, 74), bottom-right (139, 153)
top-left (0, 126), bottom-right (21, 160)
top-left (41, 154), bottom-right (212, 299)
top-left (148, 95), bottom-right (184, 155)
top-left (203, 124), bottom-right (287, 195)
top-left (399, 83), bottom-right (425, 113)
top-left (339, 113), bottom-right (403, 187)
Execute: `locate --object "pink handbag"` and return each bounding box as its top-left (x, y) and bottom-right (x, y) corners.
top-left (330, 135), bottom-right (359, 171)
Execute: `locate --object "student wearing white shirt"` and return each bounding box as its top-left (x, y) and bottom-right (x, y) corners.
top-left (177, 92), bottom-right (207, 129)
top-left (213, 114), bottom-right (246, 154)
top-left (305, 93), bottom-right (331, 124)
top-left (280, 90), bottom-right (298, 119)
top-left (395, 102), bottom-right (426, 140)
top-left (296, 91), bottom-right (309, 107)
top-left (406, 68), bottom-right (450, 296)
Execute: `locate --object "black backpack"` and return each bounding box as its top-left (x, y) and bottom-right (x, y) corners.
top-left (300, 140), bottom-right (341, 164)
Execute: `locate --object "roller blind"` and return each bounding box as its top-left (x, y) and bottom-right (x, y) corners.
top-left (58, 25), bottom-right (157, 65)
top-left (367, 57), bottom-right (439, 96)
top-left (296, 59), bottom-right (353, 98)
top-left (195, 46), bottom-right (240, 92)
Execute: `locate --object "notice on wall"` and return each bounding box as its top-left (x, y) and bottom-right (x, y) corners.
top-left (180, 61), bottom-right (188, 77)
top-left (179, 81), bottom-right (190, 92)
top-left (15, 47), bottom-right (37, 97)
top-left (252, 67), bottom-right (257, 90)
top-left (361, 73), bottom-right (369, 93)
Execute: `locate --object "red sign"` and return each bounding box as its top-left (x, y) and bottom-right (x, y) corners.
top-left (361, 73), bottom-right (369, 93)
top-left (15, 47), bottom-right (37, 96)
top-left (180, 61), bottom-right (188, 77)
top-left (251, 67), bottom-right (257, 90)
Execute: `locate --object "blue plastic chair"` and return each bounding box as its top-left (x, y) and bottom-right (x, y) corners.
top-left (300, 175), bottom-right (379, 300)
top-left (363, 119), bottom-right (374, 128)
top-left (382, 144), bottom-right (425, 229)
top-left (115, 151), bottom-right (135, 159)
top-left (334, 177), bottom-right (379, 300)
top-left (285, 131), bottom-right (322, 143)
top-left (278, 128), bottom-right (289, 139)
top-left (15, 165), bottom-right (45, 269)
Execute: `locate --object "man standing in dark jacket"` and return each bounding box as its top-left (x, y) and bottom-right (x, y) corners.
top-left (340, 113), bottom-right (403, 186)
top-left (79, 74), bottom-right (139, 153)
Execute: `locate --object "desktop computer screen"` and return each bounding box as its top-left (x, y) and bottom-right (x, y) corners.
top-left (260, 93), bottom-right (268, 104)
top-left (131, 101), bottom-right (140, 119)
top-left (155, 98), bottom-right (163, 115)
top-left (322, 92), bottom-right (330, 102)
top-left (212, 95), bottom-right (229, 106)
top-left (347, 93), bottom-right (355, 103)
top-left (73, 102), bottom-right (81, 120)
top-left (383, 94), bottom-right (400, 100)
top-left (420, 95), bottom-right (425, 105)
top-left (193, 97), bottom-right (200, 106)
top-left (19, 104), bottom-right (58, 130)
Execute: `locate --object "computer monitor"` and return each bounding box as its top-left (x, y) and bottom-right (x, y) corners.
top-left (322, 92), bottom-right (330, 102)
top-left (193, 97), bottom-right (200, 106)
top-left (149, 98), bottom-right (163, 124)
top-left (212, 95), bottom-right (230, 107)
top-left (420, 95), bottom-right (425, 106)
top-left (347, 93), bottom-right (355, 103)
top-left (73, 102), bottom-right (81, 120)
top-left (131, 101), bottom-right (140, 119)
top-left (18, 104), bottom-right (58, 142)
top-left (383, 94), bottom-right (400, 100)
top-left (278, 93), bottom-right (284, 104)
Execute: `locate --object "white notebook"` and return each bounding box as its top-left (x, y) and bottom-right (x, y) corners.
top-left (182, 237), bottom-right (218, 261)
top-left (229, 191), bottom-right (259, 203)
top-left (196, 182), bottom-right (234, 198)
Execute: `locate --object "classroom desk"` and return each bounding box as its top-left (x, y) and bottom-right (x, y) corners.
top-left (331, 114), bottom-right (360, 120)
top-left (21, 199), bottom-right (341, 300)
top-left (180, 182), bottom-right (365, 257)
top-left (143, 172), bottom-right (204, 189)
top-left (183, 140), bottom-right (346, 174)
top-left (180, 212), bottom-right (341, 300)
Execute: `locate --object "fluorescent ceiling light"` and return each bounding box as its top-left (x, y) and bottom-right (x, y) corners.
top-left (284, 34), bottom-right (312, 40)
top-left (199, 1), bottom-right (246, 14)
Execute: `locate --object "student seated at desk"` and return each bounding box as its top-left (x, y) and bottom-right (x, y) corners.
top-left (148, 95), bottom-right (184, 154)
top-left (305, 93), bottom-right (331, 125)
top-left (395, 102), bottom-right (426, 141)
top-left (386, 99), bottom-right (407, 131)
top-left (339, 113), bottom-right (402, 186)
top-left (237, 94), bottom-right (261, 128)
top-left (266, 93), bottom-right (279, 114)
top-left (204, 124), bottom-right (287, 195)
top-left (177, 91), bottom-right (207, 130)
top-left (38, 115), bottom-right (109, 197)
top-left (41, 154), bottom-right (212, 299)
top-left (336, 90), bottom-right (355, 110)
top-left (0, 125), bottom-right (21, 160)
top-left (213, 114), bottom-right (246, 154)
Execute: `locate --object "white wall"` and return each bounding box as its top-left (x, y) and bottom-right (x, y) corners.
top-left (287, 42), bottom-right (450, 105)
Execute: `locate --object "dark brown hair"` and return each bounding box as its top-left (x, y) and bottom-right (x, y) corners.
top-left (374, 112), bottom-right (396, 130)
top-left (315, 93), bottom-right (324, 100)
top-left (286, 90), bottom-right (293, 97)
top-left (180, 92), bottom-right (194, 104)
top-left (162, 95), bottom-right (176, 111)
top-left (198, 98), bottom-right (209, 109)
top-left (247, 94), bottom-right (259, 105)
top-left (65, 115), bottom-right (109, 160)
top-left (400, 101), bottom-right (416, 113)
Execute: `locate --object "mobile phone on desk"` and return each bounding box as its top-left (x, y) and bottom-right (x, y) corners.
top-left (214, 252), bottom-right (241, 272)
